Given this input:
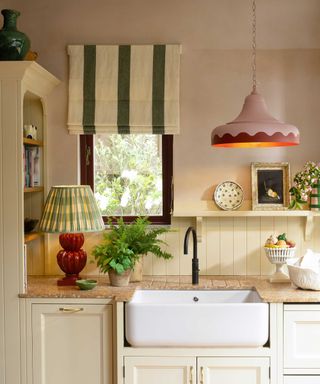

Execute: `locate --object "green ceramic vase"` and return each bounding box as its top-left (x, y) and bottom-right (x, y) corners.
top-left (0, 9), bottom-right (30, 60)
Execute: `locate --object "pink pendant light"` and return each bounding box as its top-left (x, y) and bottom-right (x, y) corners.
top-left (211, 0), bottom-right (300, 148)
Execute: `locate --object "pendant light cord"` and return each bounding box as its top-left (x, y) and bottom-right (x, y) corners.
top-left (252, 0), bottom-right (257, 92)
top-left (211, 0), bottom-right (300, 148)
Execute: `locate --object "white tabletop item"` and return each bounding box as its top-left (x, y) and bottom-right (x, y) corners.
top-left (214, 181), bottom-right (243, 210)
top-left (264, 246), bottom-right (296, 283)
top-left (287, 249), bottom-right (320, 290)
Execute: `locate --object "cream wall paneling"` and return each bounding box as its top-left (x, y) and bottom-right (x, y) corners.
top-left (145, 216), bottom-right (315, 277)
top-left (0, 63), bottom-right (59, 384)
top-left (35, 215), bottom-right (319, 277)
top-left (173, 210), bottom-right (319, 242)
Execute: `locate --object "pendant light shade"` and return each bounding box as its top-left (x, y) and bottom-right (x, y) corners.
top-left (211, 0), bottom-right (300, 148)
top-left (211, 91), bottom-right (300, 148)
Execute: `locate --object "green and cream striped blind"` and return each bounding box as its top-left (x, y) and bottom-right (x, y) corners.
top-left (67, 44), bottom-right (181, 135)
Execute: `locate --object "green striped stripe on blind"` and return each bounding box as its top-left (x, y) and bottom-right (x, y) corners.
top-left (67, 44), bottom-right (181, 135)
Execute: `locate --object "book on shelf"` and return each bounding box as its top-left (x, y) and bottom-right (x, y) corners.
top-left (23, 243), bottom-right (27, 293)
top-left (24, 147), bottom-right (41, 188)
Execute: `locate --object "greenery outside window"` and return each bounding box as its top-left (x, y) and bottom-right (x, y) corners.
top-left (80, 134), bottom-right (173, 225)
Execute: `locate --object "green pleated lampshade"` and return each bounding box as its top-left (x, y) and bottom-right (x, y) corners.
top-left (39, 185), bottom-right (104, 233)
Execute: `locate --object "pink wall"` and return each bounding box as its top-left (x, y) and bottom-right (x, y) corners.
top-left (5, 0), bottom-right (320, 205)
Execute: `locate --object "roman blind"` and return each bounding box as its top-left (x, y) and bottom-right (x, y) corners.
top-left (67, 44), bottom-right (181, 135)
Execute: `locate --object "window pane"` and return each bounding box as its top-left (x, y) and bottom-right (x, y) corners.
top-left (94, 134), bottom-right (163, 216)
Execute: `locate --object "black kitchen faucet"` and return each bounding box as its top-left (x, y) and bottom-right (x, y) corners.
top-left (183, 226), bottom-right (199, 285)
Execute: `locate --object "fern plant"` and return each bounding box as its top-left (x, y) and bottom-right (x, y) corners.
top-left (92, 217), bottom-right (173, 275)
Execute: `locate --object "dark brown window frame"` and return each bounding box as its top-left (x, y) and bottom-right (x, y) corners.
top-left (80, 134), bottom-right (173, 225)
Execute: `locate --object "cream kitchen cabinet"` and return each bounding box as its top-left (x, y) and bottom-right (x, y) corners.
top-left (284, 304), bottom-right (320, 370)
top-left (198, 357), bottom-right (270, 384)
top-left (124, 356), bottom-right (269, 384)
top-left (30, 301), bottom-right (113, 384)
top-left (284, 377), bottom-right (320, 384)
top-left (124, 357), bottom-right (196, 384)
top-left (0, 63), bottom-right (59, 383)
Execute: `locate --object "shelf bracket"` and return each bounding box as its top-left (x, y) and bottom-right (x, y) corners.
top-left (305, 214), bottom-right (314, 241)
top-left (196, 216), bottom-right (203, 243)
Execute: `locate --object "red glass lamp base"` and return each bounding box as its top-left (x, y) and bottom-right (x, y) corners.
top-left (57, 275), bottom-right (82, 286)
top-left (56, 233), bottom-right (87, 286)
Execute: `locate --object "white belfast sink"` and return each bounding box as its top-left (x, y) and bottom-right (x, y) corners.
top-left (125, 289), bottom-right (269, 347)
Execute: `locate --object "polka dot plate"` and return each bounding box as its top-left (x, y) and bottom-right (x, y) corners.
top-left (214, 181), bottom-right (244, 210)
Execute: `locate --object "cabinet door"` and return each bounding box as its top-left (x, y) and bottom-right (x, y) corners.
top-left (197, 357), bottom-right (269, 384)
top-left (284, 377), bottom-right (320, 384)
top-left (32, 303), bottom-right (112, 384)
top-left (284, 307), bottom-right (320, 369)
top-left (124, 356), bottom-right (196, 384)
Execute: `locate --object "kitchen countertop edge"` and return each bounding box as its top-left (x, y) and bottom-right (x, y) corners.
top-left (19, 275), bottom-right (320, 303)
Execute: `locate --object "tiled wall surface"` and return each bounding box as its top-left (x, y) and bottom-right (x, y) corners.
top-left (27, 216), bottom-right (320, 277)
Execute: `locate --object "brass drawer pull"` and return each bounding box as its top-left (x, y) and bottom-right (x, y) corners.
top-left (59, 307), bottom-right (84, 313)
top-left (200, 366), bottom-right (204, 384)
top-left (189, 366), bottom-right (193, 384)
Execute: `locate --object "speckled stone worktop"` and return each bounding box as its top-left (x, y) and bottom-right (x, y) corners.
top-left (19, 275), bottom-right (320, 303)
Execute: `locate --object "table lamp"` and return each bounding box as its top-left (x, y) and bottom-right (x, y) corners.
top-left (39, 185), bottom-right (104, 286)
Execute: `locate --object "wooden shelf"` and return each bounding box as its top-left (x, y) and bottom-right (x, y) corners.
top-left (23, 137), bottom-right (43, 147)
top-left (24, 232), bottom-right (43, 243)
top-left (173, 210), bottom-right (313, 218)
top-left (173, 208), bottom-right (320, 242)
top-left (24, 186), bottom-right (44, 193)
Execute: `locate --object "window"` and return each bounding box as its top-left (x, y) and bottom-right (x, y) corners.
top-left (80, 134), bottom-right (173, 225)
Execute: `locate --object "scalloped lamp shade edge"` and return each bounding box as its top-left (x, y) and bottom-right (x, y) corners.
top-left (211, 91), bottom-right (300, 148)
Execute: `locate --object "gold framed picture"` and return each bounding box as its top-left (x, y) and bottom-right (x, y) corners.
top-left (251, 162), bottom-right (290, 210)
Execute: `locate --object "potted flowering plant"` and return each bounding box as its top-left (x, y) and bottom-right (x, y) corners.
top-left (289, 161), bottom-right (320, 210)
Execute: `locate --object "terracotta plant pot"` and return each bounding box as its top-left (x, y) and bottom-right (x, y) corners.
top-left (130, 257), bottom-right (144, 282)
top-left (108, 269), bottom-right (131, 287)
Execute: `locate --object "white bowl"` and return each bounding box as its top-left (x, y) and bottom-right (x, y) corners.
top-left (287, 258), bottom-right (320, 290)
top-left (264, 247), bottom-right (296, 264)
